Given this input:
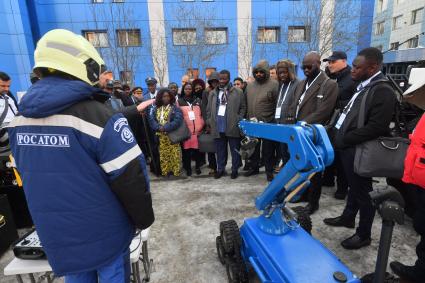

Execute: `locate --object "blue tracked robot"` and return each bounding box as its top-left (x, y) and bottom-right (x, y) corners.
top-left (216, 120), bottom-right (361, 283)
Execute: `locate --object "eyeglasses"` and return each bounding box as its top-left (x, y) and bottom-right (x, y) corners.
top-left (301, 65), bottom-right (313, 70)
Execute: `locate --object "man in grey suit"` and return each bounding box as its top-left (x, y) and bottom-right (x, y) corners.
top-left (289, 51), bottom-right (338, 214)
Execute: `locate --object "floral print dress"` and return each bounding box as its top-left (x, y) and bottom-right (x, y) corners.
top-left (156, 105), bottom-right (181, 176)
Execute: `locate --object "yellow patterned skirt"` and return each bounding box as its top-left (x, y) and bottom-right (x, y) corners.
top-left (157, 133), bottom-right (181, 176)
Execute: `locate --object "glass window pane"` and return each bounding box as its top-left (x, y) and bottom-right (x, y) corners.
top-left (257, 27), bottom-right (279, 43)
top-left (173, 29), bottom-right (197, 45)
top-left (205, 28), bottom-right (227, 45)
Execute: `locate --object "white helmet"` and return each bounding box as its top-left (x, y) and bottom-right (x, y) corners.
top-left (33, 29), bottom-right (106, 86)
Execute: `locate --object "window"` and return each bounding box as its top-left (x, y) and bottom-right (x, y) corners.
top-left (375, 21), bottom-right (385, 35)
top-left (407, 37), bottom-right (419, 48)
top-left (392, 15), bottom-right (403, 30)
top-left (390, 42), bottom-right (399, 50)
top-left (120, 71), bottom-right (133, 85)
top-left (377, 0), bottom-right (387, 13)
top-left (412, 8), bottom-right (424, 25)
top-left (205, 28), bottom-right (228, 45)
top-left (172, 28), bottom-right (197, 45)
top-left (117, 29), bottom-right (141, 47)
top-left (83, 30), bottom-right (108, 47)
top-left (287, 26), bottom-right (310, 42)
top-left (257, 27), bottom-right (280, 43)
top-left (92, 0), bottom-right (104, 3)
top-left (205, 68), bottom-right (216, 78)
top-left (187, 68), bottom-right (199, 79)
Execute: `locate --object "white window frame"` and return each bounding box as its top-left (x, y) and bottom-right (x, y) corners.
top-left (204, 28), bottom-right (228, 45)
top-left (83, 30), bottom-right (109, 48)
top-left (257, 26), bottom-right (280, 44)
top-left (172, 28), bottom-right (197, 46)
top-left (375, 21), bottom-right (385, 35)
top-left (411, 8), bottom-right (424, 25)
top-left (407, 37), bottom-right (419, 48)
top-left (392, 15), bottom-right (403, 31)
top-left (377, 0), bottom-right (387, 13)
top-left (116, 29), bottom-right (141, 47)
top-left (287, 26), bottom-right (310, 43)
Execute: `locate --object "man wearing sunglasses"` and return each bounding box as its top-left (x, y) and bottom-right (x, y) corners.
top-left (245, 60), bottom-right (279, 181)
top-left (289, 51), bottom-right (338, 214)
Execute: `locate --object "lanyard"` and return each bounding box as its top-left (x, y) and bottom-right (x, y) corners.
top-left (342, 89), bottom-right (363, 115)
top-left (160, 105), bottom-right (170, 123)
top-left (277, 81), bottom-right (291, 107)
top-left (296, 74), bottom-right (320, 116)
top-left (219, 89), bottom-right (227, 105)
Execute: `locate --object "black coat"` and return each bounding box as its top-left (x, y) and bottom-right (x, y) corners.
top-left (329, 66), bottom-right (358, 110)
top-left (332, 73), bottom-right (397, 149)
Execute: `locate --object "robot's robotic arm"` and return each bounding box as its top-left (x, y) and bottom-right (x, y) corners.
top-left (239, 120), bottom-right (334, 212)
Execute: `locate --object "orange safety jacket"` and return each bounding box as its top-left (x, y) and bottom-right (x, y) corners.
top-left (403, 114), bottom-right (425, 189)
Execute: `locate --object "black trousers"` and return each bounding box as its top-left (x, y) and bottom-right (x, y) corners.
top-left (251, 138), bottom-right (278, 173)
top-left (182, 148), bottom-right (202, 172)
top-left (340, 147), bottom-right (375, 239)
top-left (207, 152), bottom-right (217, 170)
top-left (279, 143), bottom-right (290, 166)
top-left (323, 150), bottom-right (349, 193)
top-left (414, 188), bottom-right (425, 277)
top-left (307, 173), bottom-right (323, 206)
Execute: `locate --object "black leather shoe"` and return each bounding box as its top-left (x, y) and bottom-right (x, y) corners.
top-left (243, 164), bottom-right (251, 171)
top-left (186, 169), bottom-right (192, 177)
top-left (323, 216), bottom-right (355, 228)
top-left (390, 261), bottom-right (425, 282)
top-left (244, 168), bottom-right (259, 177)
top-left (214, 171), bottom-right (226, 179)
top-left (322, 180), bottom-right (335, 187)
top-left (195, 168), bottom-right (201, 175)
top-left (305, 203), bottom-right (319, 215)
top-left (231, 171), bottom-right (238, 179)
top-left (334, 191), bottom-right (347, 200)
top-left (266, 172), bottom-right (274, 182)
top-left (341, 234), bottom-right (371, 250)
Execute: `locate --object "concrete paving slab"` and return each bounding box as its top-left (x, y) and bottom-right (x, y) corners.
top-left (0, 169), bottom-right (418, 282)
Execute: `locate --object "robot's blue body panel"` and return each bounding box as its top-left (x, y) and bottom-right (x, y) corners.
top-left (240, 217), bottom-right (360, 283)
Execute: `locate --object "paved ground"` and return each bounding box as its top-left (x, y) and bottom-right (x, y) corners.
top-left (0, 167), bottom-right (419, 282)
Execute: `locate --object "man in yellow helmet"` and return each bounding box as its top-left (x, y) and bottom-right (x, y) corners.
top-left (7, 29), bottom-right (154, 282)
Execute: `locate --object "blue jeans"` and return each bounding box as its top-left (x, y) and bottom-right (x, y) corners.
top-left (65, 249), bottom-right (130, 283)
top-left (215, 134), bottom-right (241, 173)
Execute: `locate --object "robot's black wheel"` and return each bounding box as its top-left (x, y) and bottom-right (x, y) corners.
top-left (220, 220), bottom-right (241, 255)
top-left (226, 260), bottom-right (249, 283)
top-left (216, 236), bottom-right (227, 265)
top-left (226, 261), bottom-right (240, 283)
top-left (292, 206), bottom-right (312, 234)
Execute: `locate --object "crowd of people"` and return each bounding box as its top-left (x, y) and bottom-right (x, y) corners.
top-left (1, 28), bottom-right (425, 282)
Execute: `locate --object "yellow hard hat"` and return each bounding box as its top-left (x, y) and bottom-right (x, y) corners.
top-left (34, 29), bottom-right (106, 86)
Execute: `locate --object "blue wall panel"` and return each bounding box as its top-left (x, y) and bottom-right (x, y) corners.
top-left (1, 0), bottom-right (374, 93)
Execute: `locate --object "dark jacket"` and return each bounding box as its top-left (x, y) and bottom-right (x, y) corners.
top-left (329, 66), bottom-right (357, 110)
top-left (246, 61), bottom-right (279, 122)
top-left (201, 89), bottom-right (211, 120)
top-left (148, 104), bottom-right (183, 133)
top-left (7, 76), bottom-right (154, 276)
top-left (206, 85), bottom-right (246, 138)
top-left (290, 71), bottom-right (338, 125)
top-left (332, 73), bottom-right (398, 149)
top-left (277, 78), bottom-right (300, 124)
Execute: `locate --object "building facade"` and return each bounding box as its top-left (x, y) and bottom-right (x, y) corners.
top-left (371, 0), bottom-right (425, 74)
top-left (1, 0), bottom-right (373, 94)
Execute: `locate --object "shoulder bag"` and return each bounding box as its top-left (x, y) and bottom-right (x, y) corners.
top-left (353, 83), bottom-right (409, 179)
top-left (167, 106), bottom-right (191, 144)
